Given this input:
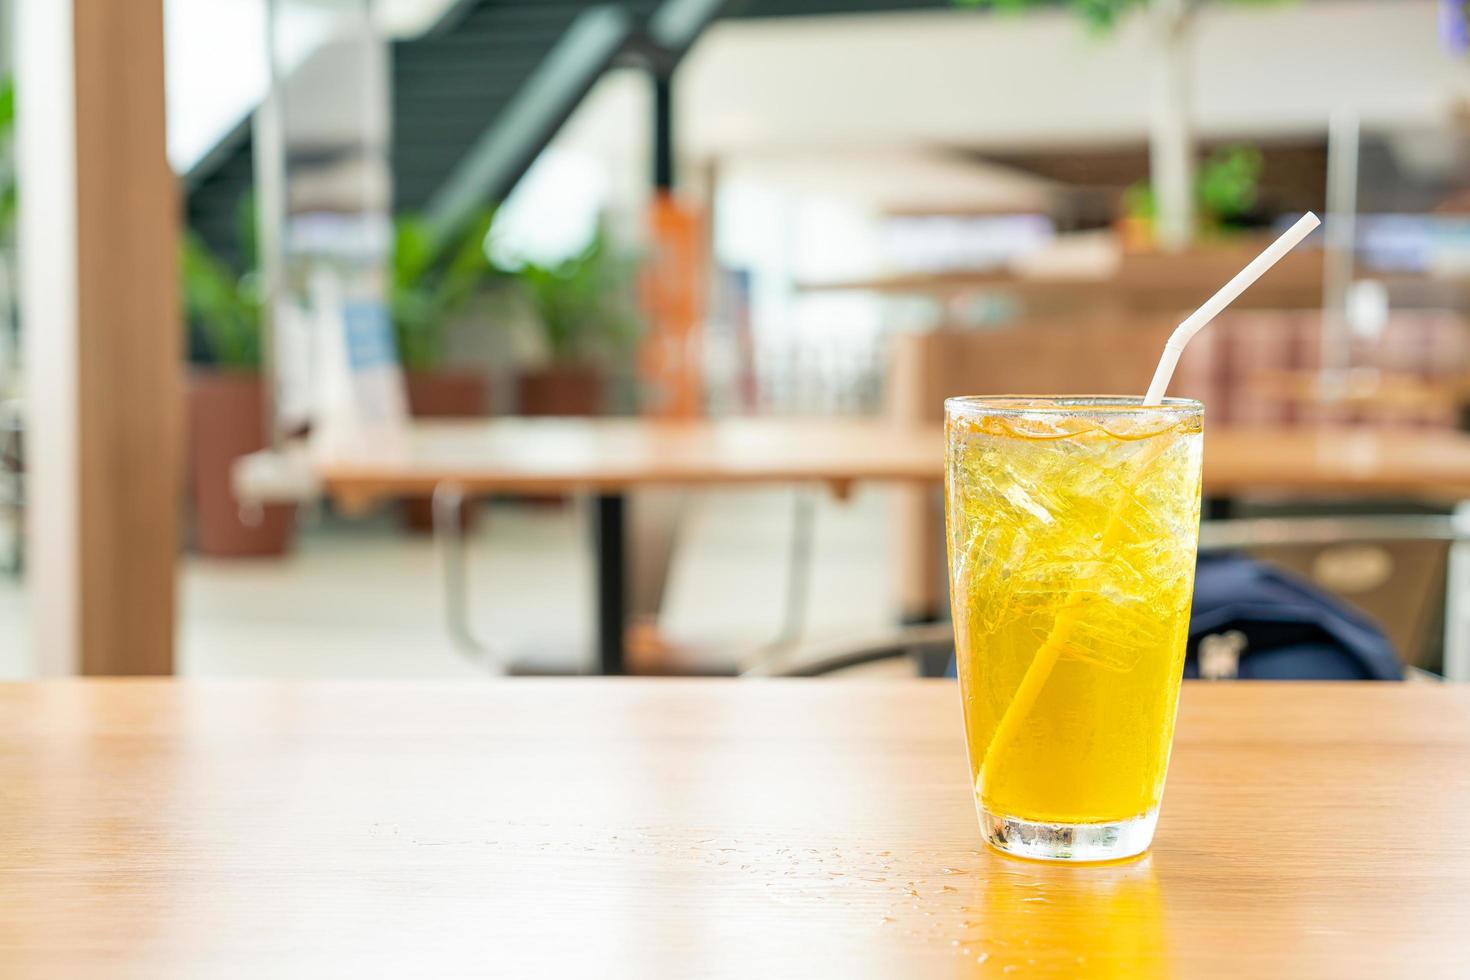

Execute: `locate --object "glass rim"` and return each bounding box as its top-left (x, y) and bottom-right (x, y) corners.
top-left (945, 395), bottom-right (1203, 419)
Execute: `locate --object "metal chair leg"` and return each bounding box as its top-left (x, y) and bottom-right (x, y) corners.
top-left (776, 490), bottom-right (817, 649)
top-left (741, 490), bottom-right (818, 673)
top-left (747, 622), bottom-right (956, 677)
top-left (432, 482), bottom-right (499, 672)
top-left (776, 490), bottom-right (823, 652)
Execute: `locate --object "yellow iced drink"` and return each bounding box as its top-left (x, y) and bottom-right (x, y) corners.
top-left (945, 396), bottom-right (1203, 861)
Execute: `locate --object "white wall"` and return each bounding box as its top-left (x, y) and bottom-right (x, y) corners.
top-left (16, 0), bottom-right (77, 675)
top-left (679, 0), bottom-right (1469, 157)
top-left (165, 0), bottom-right (455, 172)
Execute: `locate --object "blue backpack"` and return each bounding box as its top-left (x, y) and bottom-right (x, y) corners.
top-left (1185, 553), bottom-right (1401, 681)
top-left (943, 554), bottom-right (1402, 681)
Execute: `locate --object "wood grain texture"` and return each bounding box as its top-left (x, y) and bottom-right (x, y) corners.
top-left (0, 680), bottom-right (1466, 977)
top-left (314, 417), bottom-right (1470, 506)
top-left (73, 0), bottom-right (180, 673)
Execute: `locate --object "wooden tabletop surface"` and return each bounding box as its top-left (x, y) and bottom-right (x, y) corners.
top-left (1202, 425), bottom-right (1470, 499)
top-left (3, 679), bottom-right (1467, 977)
top-left (312, 416), bottom-right (1470, 507)
top-left (1254, 370), bottom-right (1467, 416)
top-left (315, 417), bottom-right (939, 509)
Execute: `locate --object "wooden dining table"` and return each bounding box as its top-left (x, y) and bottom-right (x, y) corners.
top-left (3, 679), bottom-right (1467, 977)
top-left (310, 417), bottom-right (1470, 505)
top-left (284, 417), bottom-right (1470, 674)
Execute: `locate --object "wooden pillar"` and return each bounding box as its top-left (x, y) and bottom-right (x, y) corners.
top-left (17, 0), bottom-right (180, 674)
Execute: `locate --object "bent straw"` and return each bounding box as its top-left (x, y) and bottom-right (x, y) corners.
top-left (976, 213), bottom-right (1322, 795)
top-left (1144, 213), bottom-right (1321, 405)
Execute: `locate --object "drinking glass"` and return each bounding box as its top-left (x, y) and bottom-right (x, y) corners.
top-left (945, 396), bottom-right (1204, 861)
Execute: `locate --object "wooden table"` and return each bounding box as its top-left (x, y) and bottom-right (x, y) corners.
top-left (312, 418), bottom-right (940, 674)
top-left (315, 417), bottom-right (1470, 508)
top-left (314, 417), bottom-right (940, 509)
top-left (1254, 370), bottom-right (1467, 419)
top-left (4, 679), bottom-right (1468, 977)
top-left (1202, 425), bottom-right (1470, 500)
top-left (296, 418), bottom-right (1470, 673)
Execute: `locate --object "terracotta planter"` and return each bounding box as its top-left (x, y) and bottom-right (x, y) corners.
top-left (517, 364), bottom-right (604, 416)
top-left (404, 369), bottom-right (489, 418)
top-left (187, 372), bottom-right (294, 558)
top-left (401, 369), bottom-right (490, 532)
top-left (516, 365), bottom-right (604, 506)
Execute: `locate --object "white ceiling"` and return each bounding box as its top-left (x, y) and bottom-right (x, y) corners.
top-left (678, 1), bottom-right (1470, 157)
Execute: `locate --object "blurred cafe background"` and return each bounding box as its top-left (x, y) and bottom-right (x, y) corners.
top-left (4, 0), bottom-right (1470, 681)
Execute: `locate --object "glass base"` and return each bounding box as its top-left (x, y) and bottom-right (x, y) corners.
top-left (982, 807), bottom-right (1158, 863)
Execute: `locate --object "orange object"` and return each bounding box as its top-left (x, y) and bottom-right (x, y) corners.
top-left (639, 192), bottom-right (705, 418)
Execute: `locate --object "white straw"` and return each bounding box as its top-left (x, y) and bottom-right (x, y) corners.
top-left (1143, 212), bottom-right (1322, 405)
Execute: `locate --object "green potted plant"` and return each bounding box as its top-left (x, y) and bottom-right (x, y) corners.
top-left (391, 207), bottom-right (503, 529)
top-left (1122, 143), bottom-right (1266, 247)
top-left (1, 77), bottom-right (19, 365)
top-left (514, 223), bottom-right (644, 416)
top-left (0, 77), bottom-right (14, 244)
top-left (0, 77), bottom-right (19, 575)
top-left (392, 207), bottom-right (501, 416)
top-left (181, 230), bottom-right (295, 557)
